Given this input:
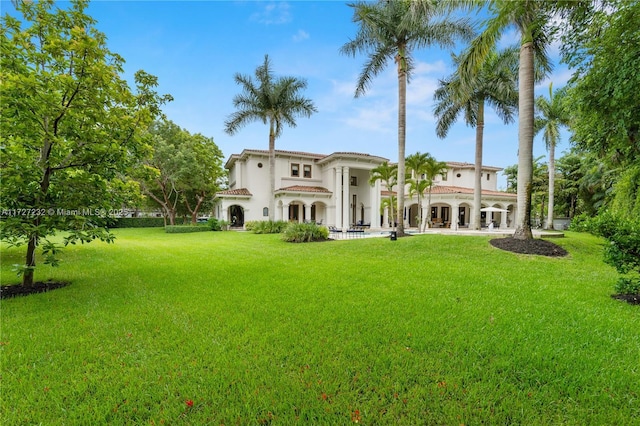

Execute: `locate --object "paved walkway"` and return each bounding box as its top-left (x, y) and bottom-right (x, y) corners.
top-left (330, 227), bottom-right (565, 240)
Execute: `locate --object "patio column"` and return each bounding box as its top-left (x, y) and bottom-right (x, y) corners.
top-left (452, 202), bottom-right (460, 231)
top-left (304, 203), bottom-right (311, 223)
top-left (382, 205), bottom-right (389, 229)
top-left (282, 203), bottom-right (289, 222)
top-left (500, 209), bottom-right (508, 229)
top-left (335, 167), bottom-right (342, 228)
top-left (370, 179), bottom-right (380, 228)
top-left (342, 166), bottom-right (350, 230)
top-left (469, 206), bottom-right (476, 229)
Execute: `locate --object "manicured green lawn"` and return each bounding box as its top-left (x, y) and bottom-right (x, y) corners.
top-left (1, 229), bottom-right (638, 425)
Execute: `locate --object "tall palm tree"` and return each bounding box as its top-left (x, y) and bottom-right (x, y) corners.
top-left (341, 0), bottom-right (472, 236)
top-left (535, 83), bottom-right (569, 230)
top-left (224, 55), bottom-right (317, 221)
top-left (423, 156), bottom-right (448, 231)
top-left (434, 47), bottom-right (518, 230)
top-left (369, 162), bottom-right (398, 230)
top-left (406, 152), bottom-right (432, 230)
top-left (459, 0), bottom-right (554, 239)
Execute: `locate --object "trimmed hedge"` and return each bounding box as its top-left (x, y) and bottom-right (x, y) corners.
top-left (111, 217), bottom-right (165, 228)
top-left (164, 225), bottom-right (211, 234)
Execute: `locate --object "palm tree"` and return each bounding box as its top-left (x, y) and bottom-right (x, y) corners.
top-left (459, 0), bottom-right (554, 239)
top-left (423, 156), bottom-right (448, 231)
top-left (369, 162), bottom-right (398, 229)
top-left (535, 83), bottom-right (570, 230)
top-left (341, 0), bottom-right (472, 236)
top-left (224, 55), bottom-right (317, 221)
top-left (434, 47), bottom-right (519, 230)
top-left (406, 152), bottom-right (432, 230)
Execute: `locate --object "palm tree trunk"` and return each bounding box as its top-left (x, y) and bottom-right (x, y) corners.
top-left (396, 56), bottom-right (407, 236)
top-left (473, 98), bottom-right (485, 231)
top-left (268, 118), bottom-right (276, 221)
top-left (546, 141), bottom-right (555, 230)
top-left (513, 41), bottom-right (534, 240)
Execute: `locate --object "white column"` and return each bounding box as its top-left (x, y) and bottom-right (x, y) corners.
top-left (335, 167), bottom-right (342, 228)
top-left (452, 203), bottom-right (460, 231)
top-left (304, 204), bottom-right (311, 223)
top-left (500, 209), bottom-right (508, 229)
top-left (370, 179), bottom-right (379, 228)
top-left (383, 206), bottom-right (389, 229)
top-left (282, 203), bottom-right (289, 222)
top-left (469, 206), bottom-right (476, 229)
top-left (342, 166), bottom-right (350, 230)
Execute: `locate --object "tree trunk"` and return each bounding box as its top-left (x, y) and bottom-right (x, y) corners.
top-left (513, 41), bottom-right (534, 240)
top-left (396, 54), bottom-right (406, 236)
top-left (473, 98), bottom-right (485, 231)
top-left (268, 118), bottom-right (276, 222)
top-left (546, 140), bottom-right (555, 230)
top-left (22, 233), bottom-right (38, 288)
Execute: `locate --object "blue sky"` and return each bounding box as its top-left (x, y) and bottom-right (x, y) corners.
top-left (3, 1), bottom-right (574, 189)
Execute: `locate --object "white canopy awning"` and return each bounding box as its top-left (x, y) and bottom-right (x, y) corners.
top-left (480, 206), bottom-right (509, 213)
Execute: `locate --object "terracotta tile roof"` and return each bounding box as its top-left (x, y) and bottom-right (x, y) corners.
top-left (381, 190), bottom-right (397, 196)
top-left (429, 185), bottom-right (516, 197)
top-left (216, 188), bottom-right (252, 196)
top-left (277, 185), bottom-right (332, 193)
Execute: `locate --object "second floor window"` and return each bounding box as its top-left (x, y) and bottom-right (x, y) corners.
top-left (291, 163), bottom-right (299, 177)
top-left (303, 164), bottom-right (312, 178)
top-left (441, 173), bottom-right (448, 181)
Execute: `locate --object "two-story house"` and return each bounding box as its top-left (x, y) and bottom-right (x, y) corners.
top-left (214, 149), bottom-right (517, 230)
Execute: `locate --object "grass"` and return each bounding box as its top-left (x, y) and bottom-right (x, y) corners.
top-left (1, 229), bottom-right (639, 425)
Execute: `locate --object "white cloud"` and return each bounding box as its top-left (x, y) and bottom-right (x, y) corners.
top-left (343, 102), bottom-right (395, 133)
top-left (250, 2), bottom-right (291, 25)
top-left (292, 29), bottom-right (309, 42)
top-left (413, 59), bottom-right (448, 75)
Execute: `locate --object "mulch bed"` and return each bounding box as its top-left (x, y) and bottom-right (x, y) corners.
top-left (489, 237), bottom-right (568, 257)
top-left (611, 294), bottom-right (640, 305)
top-left (0, 281), bottom-right (69, 299)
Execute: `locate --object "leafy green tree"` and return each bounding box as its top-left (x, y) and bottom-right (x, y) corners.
top-left (369, 162), bottom-right (398, 229)
top-left (534, 83), bottom-right (570, 229)
top-left (0, 0), bottom-right (170, 287)
top-left (137, 121), bottom-right (225, 225)
top-left (176, 132), bottom-right (224, 224)
top-left (137, 121), bottom-right (184, 225)
top-left (560, 0), bottom-right (640, 219)
top-left (460, 0), bottom-right (555, 239)
top-left (224, 55), bottom-right (317, 221)
top-left (434, 47), bottom-right (518, 230)
top-left (554, 151), bottom-right (583, 219)
top-left (341, 0), bottom-right (472, 236)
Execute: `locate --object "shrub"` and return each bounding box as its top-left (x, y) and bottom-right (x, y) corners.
top-left (282, 222), bottom-right (329, 243)
top-left (111, 217), bottom-right (165, 228)
top-left (207, 218), bottom-right (229, 231)
top-left (251, 220), bottom-right (288, 234)
top-left (164, 225), bottom-right (211, 234)
top-left (582, 211), bottom-right (640, 295)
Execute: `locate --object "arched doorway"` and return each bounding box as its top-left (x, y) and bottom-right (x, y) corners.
top-left (228, 205), bottom-right (244, 227)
